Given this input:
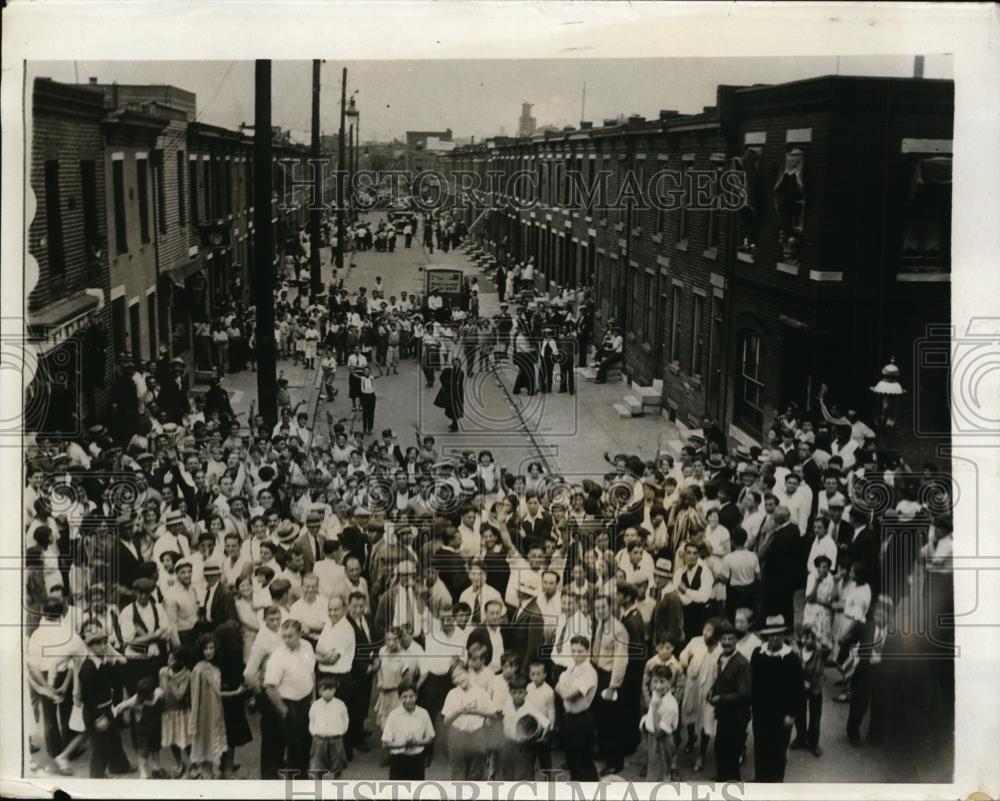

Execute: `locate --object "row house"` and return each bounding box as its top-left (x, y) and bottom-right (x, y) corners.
top-left (444, 74), bottom-right (952, 463)
top-left (29, 77), bottom-right (312, 424)
top-left (26, 79), bottom-right (113, 434)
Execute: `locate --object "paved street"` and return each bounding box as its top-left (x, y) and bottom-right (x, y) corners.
top-left (27, 216), bottom-right (901, 785)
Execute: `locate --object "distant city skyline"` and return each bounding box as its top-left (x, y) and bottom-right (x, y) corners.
top-left (28, 55), bottom-right (952, 145)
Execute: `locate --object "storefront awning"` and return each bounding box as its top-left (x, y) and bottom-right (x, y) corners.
top-left (27, 289), bottom-right (101, 353)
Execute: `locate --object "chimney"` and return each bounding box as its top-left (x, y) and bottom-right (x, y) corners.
top-left (603, 118), bottom-right (619, 127)
top-left (658, 109), bottom-right (680, 122)
top-left (913, 55), bottom-right (925, 79)
top-left (89, 77), bottom-right (98, 85)
top-left (627, 114), bottom-right (645, 125)
top-left (580, 121), bottom-right (593, 130)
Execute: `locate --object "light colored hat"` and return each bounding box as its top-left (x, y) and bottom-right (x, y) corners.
top-left (653, 558), bottom-right (673, 577)
top-left (396, 560), bottom-right (417, 576)
top-left (202, 558), bottom-right (222, 576)
top-left (759, 614), bottom-right (788, 635)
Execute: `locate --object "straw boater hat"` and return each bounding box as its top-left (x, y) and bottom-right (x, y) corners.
top-left (396, 560), bottom-right (417, 577)
top-left (276, 521), bottom-right (299, 545)
top-left (202, 558), bottom-right (222, 577)
top-left (759, 614), bottom-right (788, 635)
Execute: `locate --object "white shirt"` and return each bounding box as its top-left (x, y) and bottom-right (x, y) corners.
top-left (807, 535), bottom-right (838, 576)
top-left (442, 684), bottom-right (494, 732)
top-left (382, 705), bottom-right (435, 754)
top-left (422, 623), bottom-right (467, 676)
top-left (290, 594), bottom-right (331, 636)
top-left (315, 615), bottom-right (356, 674)
top-left (555, 660), bottom-right (598, 714)
top-left (309, 696), bottom-right (350, 737)
top-left (314, 559), bottom-right (347, 600)
top-left (459, 583), bottom-right (503, 621)
top-left (264, 640), bottom-right (317, 701)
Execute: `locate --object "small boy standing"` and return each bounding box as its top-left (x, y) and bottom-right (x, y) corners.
top-left (382, 683), bottom-right (436, 779)
top-left (639, 665), bottom-right (679, 781)
top-left (638, 639), bottom-right (683, 776)
top-left (526, 661), bottom-right (555, 771)
top-left (499, 674), bottom-right (551, 780)
top-left (308, 676), bottom-right (349, 777)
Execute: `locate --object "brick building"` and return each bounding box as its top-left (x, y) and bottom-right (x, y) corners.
top-left (405, 128), bottom-right (453, 173)
top-left (444, 75), bottom-right (952, 463)
top-left (26, 78), bottom-right (113, 432)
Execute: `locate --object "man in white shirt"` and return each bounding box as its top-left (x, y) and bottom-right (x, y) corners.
top-left (458, 561), bottom-right (503, 627)
top-left (315, 595), bottom-right (356, 688)
top-left (535, 569), bottom-right (563, 636)
top-left (264, 619), bottom-right (317, 776)
top-left (313, 539), bottom-right (347, 599)
top-left (289, 574), bottom-right (329, 644)
top-left (456, 506), bottom-right (481, 558)
top-left (554, 635), bottom-right (600, 780)
top-left (781, 474), bottom-right (812, 536)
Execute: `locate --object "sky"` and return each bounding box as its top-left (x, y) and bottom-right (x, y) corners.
top-left (29, 55), bottom-right (952, 145)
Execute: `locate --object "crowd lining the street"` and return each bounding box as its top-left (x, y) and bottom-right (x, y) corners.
top-left (23, 212), bottom-right (954, 784)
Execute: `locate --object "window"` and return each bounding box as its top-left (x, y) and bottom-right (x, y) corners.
top-left (112, 159), bottom-right (128, 254)
top-left (669, 286), bottom-right (681, 363)
top-left (902, 155), bottom-right (952, 270)
top-left (677, 163), bottom-right (691, 242)
top-left (223, 159), bottom-right (233, 216)
top-left (630, 267), bottom-right (642, 331)
top-left (644, 274), bottom-right (656, 344)
top-left (137, 158), bottom-right (151, 244)
top-left (733, 147), bottom-right (762, 256)
top-left (706, 162), bottom-right (724, 250)
top-left (43, 160), bottom-right (65, 276)
top-left (691, 294), bottom-right (704, 376)
top-left (773, 146), bottom-right (805, 264)
top-left (177, 151), bottom-right (187, 226)
top-left (189, 159), bottom-right (199, 225)
top-left (203, 159), bottom-right (212, 221)
top-left (80, 160), bottom-right (100, 263)
top-left (154, 151), bottom-right (167, 235)
top-left (737, 332), bottom-right (765, 432)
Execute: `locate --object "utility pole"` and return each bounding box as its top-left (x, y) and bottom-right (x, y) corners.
top-left (336, 67), bottom-right (347, 271)
top-left (348, 123), bottom-right (355, 220)
top-left (310, 59), bottom-right (322, 297)
top-left (254, 60), bottom-right (278, 429)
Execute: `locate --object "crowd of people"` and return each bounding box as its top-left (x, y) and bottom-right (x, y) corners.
top-left (23, 211), bottom-right (954, 785)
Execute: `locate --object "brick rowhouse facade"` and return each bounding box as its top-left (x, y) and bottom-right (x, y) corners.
top-left (443, 75), bottom-right (952, 464)
top-left (27, 79), bottom-right (114, 432)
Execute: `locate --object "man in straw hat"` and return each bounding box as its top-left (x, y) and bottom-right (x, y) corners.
top-left (708, 620), bottom-right (752, 781)
top-left (750, 614), bottom-right (802, 782)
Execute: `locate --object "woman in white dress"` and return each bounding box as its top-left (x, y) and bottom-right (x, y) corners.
top-left (678, 618), bottom-right (721, 771)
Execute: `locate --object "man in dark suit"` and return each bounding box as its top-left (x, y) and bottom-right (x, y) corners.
top-left (652, 559), bottom-right (685, 648)
top-left (716, 484), bottom-right (742, 535)
top-left (826, 498), bottom-right (855, 569)
top-left (466, 598), bottom-right (507, 672)
top-left (758, 507), bottom-right (800, 629)
top-left (797, 441), bottom-right (824, 515)
top-left (346, 590), bottom-right (376, 754)
top-left (503, 579), bottom-right (547, 676)
top-left (432, 526), bottom-right (470, 601)
top-left (709, 622), bottom-right (753, 781)
top-left (617, 583), bottom-right (648, 759)
top-left (842, 506), bottom-right (880, 594)
top-left (294, 510), bottom-right (327, 575)
top-left (519, 492), bottom-right (553, 545)
top-left (198, 559), bottom-right (238, 633)
top-left (111, 513), bottom-right (145, 600)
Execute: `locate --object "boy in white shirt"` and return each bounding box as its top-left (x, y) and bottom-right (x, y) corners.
top-left (308, 675), bottom-right (350, 777)
top-left (498, 673), bottom-right (550, 780)
top-left (639, 664), bottom-right (679, 781)
top-left (381, 684), bottom-right (435, 779)
top-left (526, 661), bottom-right (555, 772)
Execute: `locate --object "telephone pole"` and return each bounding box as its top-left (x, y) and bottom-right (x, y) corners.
top-left (336, 67), bottom-right (347, 271)
top-left (253, 60), bottom-right (278, 428)
top-left (310, 59), bottom-right (322, 297)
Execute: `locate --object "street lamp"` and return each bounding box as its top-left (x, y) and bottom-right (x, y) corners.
top-left (870, 356), bottom-right (906, 437)
top-left (346, 95), bottom-right (359, 220)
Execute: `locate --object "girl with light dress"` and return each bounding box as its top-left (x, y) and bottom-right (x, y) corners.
top-left (677, 618), bottom-right (721, 772)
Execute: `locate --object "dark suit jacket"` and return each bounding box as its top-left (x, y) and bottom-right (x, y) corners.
top-left (653, 589), bottom-right (685, 648)
top-left (621, 606), bottom-right (647, 682)
top-left (711, 651), bottom-right (752, 726)
top-left (433, 546), bottom-right (471, 600)
top-left (348, 613), bottom-right (377, 679)
top-left (295, 530), bottom-right (327, 575)
top-left (761, 523), bottom-right (801, 605)
top-left (831, 520), bottom-right (855, 569)
top-left (718, 502), bottom-right (742, 536)
top-left (503, 599), bottom-right (546, 675)
top-left (113, 538), bottom-right (145, 597)
top-left (520, 514), bottom-right (553, 546)
top-left (467, 624), bottom-right (505, 668)
top-left (202, 583), bottom-right (238, 630)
